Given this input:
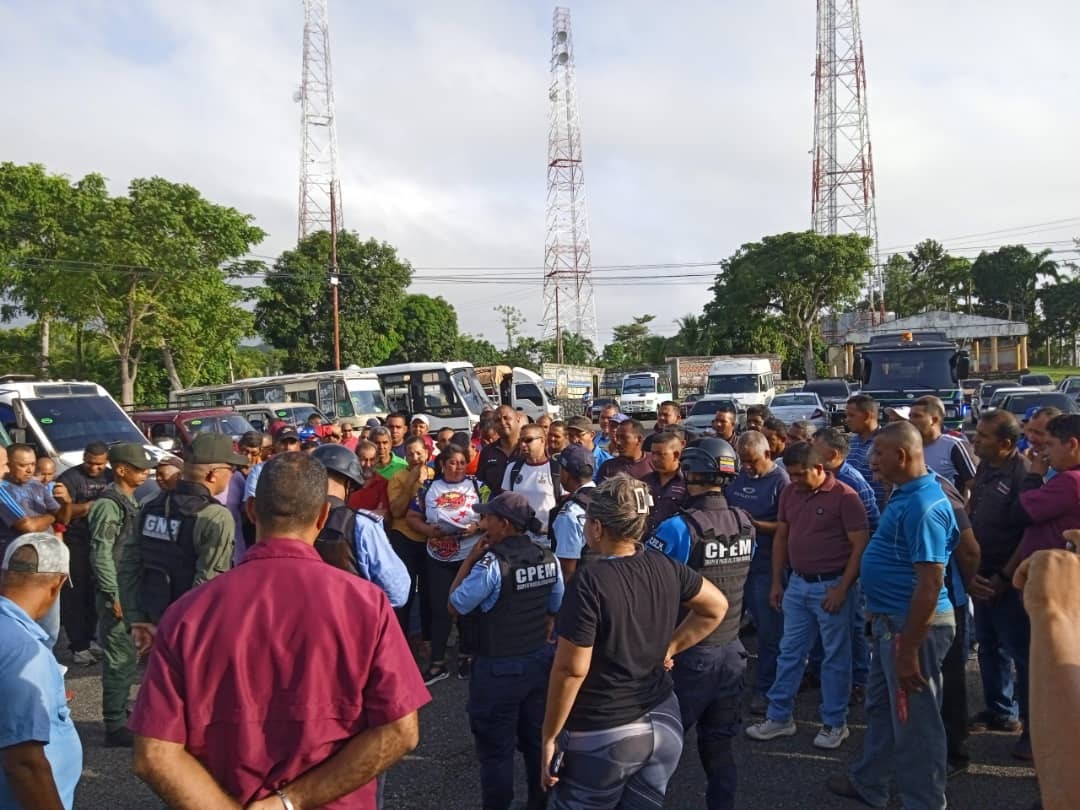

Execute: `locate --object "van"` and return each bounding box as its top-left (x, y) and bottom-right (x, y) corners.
top-left (130, 408), bottom-right (256, 455)
top-left (705, 357), bottom-right (776, 407)
top-left (0, 377), bottom-right (169, 472)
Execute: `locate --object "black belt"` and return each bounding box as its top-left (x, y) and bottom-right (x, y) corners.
top-left (794, 569), bottom-right (845, 583)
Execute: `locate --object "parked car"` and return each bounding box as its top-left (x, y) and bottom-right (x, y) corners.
top-left (800, 379), bottom-right (854, 427)
top-left (984, 386), bottom-right (1042, 414)
top-left (976, 381), bottom-right (1022, 420)
top-left (679, 393), bottom-right (703, 418)
top-left (1058, 376), bottom-right (1080, 396)
top-left (234, 402), bottom-right (326, 433)
top-left (1018, 373), bottom-right (1055, 390)
top-left (767, 392), bottom-right (829, 431)
top-left (999, 392), bottom-right (1080, 420)
top-left (589, 396), bottom-right (620, 423)
top-left (131, 408), bottom-right (255, 455)
top-left (683, 397), bottom-right (746, 434)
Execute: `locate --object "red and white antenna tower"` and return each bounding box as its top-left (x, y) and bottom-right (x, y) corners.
top-left (296, 0), bottom-right (343, 241)
top-left (810, 0), bottom-right (884, 321)
top-left (543, 6), bottom-right (597, 363)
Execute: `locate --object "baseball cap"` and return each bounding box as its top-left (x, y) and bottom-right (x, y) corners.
top-left (411, 414), bottom-right (430, 426)
top-left (365, 417), bottom-right (382, 428)
top-left (1023, 405), bottom-right (1041, 423)
top-left (566, 415), bottom-right (594, 434)
top-left (187, 433), bottom-right (249, 466)
top-left (553, 444), bottom-right (595, 479)
top-left (157, 456), bottom-right (183, 472)
top-left (610, 412), bottom-right (630, 425)
top-left (885, 406), bottom-right (911, 421)
top-left (474, 492), bottom-right (537, 531)
top-left (108, 442), bottom-right (155, 471)
top-left (274, 425), bottom-right (300, 442)
top-left (2, 532), bottom-right (71, 581)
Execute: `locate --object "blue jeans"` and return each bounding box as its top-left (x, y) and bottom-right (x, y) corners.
top-left (467, 645), bottom-right (554, 810)
top-left (849, 612), bottom-right (955, 810)
top-left (766, 573), bottom-right (854, 728)
top-left (807, 581), bottom-right (869, 688)
top-left (744, 568), bottom-right (784, 696)
top-left (672, 642), bottom-right (747, 810)
top-left (974, 589), bottom-right (1030, 726)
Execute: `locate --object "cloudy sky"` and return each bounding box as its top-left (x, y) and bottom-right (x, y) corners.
top-left (2, 0), bottom-right (1078, 349)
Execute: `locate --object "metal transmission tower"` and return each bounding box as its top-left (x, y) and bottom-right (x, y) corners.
top-left (296, 0), bottom-right (344, 241)
top-left (543, 6), bottom-right (597, 363)
top-left (810, 0), bottom-right (884, 321)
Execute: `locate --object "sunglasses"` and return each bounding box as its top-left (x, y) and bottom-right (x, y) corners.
top-left (520, 436), bottom-right (544, 444)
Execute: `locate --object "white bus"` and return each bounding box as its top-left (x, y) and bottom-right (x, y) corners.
top-left (475, 366), bottom-right (561, 422)
top-left (0, 377), bottom-right (169, 472)
top-left (357, 362), bottom-right (493, 431)
top-left (171, 369), bottom-right (387, 424)
top-left (620, 371), bottom-right (670, 419)
top-left (705, 357), bottom-right (776, 407)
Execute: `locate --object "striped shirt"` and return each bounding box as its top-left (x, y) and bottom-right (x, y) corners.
top-left (923, 433), bottom-right (978, 491)
top-left (0, 480), bottom-right (55, 552)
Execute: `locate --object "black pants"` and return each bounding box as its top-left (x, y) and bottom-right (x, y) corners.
top-left (426, 556), bottom-right (461, 663)
top-left (390, 531), bottom-right (431, 640)
top-left (941, 604), bottom-right (969, 765)
top-left (60, 542), bottom-right (97, 652)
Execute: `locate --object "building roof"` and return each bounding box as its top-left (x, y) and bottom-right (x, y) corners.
top-left (844, 311), bottom-right (1028, 345)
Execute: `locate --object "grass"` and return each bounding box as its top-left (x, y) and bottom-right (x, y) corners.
top-left (1028, 366), bottom-right (1080, 382)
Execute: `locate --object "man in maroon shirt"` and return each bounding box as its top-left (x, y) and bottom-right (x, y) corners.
top-left (129, 452), bottom-right (429, 809)
top-left (597, 418), bottom-right (654, 483)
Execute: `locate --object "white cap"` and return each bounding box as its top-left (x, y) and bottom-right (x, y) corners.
top-left (2, 532), bottom-right (71, 579)
top-left (411, 414), bottom-right (431, 426)
top-left (885, 406), bottom-right (911, 421)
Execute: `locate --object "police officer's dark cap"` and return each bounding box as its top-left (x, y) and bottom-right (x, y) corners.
top-left (188, 434), bottom-right (249, 466)
top-left (274, 425), bottom-right (300, 442)
top-left (553, 444), bottom-right (594, 479)
top-left (566, 415), bottom-right (594, 434)
top-left (474, 492), bottom-right (536, 530)
top-left (108, 442), bottom-right (155, 471)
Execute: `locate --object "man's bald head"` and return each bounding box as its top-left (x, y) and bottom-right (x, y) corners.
top-left (871, 421), bottom-right (926, 485)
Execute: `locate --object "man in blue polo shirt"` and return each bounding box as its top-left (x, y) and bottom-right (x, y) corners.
top-left (0, 533), bottom-right (83, 809)
top-left (827, 421), bottom-right (958, 810)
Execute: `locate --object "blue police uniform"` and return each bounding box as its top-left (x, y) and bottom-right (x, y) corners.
top-left (648, 490), bottom-right (754, 810)
top-left (450, 535), bottom-right (563, 810)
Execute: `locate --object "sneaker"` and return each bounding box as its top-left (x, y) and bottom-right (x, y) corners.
top-left (104, 726), bottom-right (134, 748)
top-left (969, 710), bottom-right (1022, 733)
top-left (813, 724), bottom-right (850, 749)
top-left (749, 694), bottom-right (768, 716)
top-left (745, 718), bottom-right (797, 741)
top-left (72, 650), bottom-right (97, 667)
top-left (457, 657), bottom-right (472, 680)
top-left (422, 664), bottom-right (449, 686)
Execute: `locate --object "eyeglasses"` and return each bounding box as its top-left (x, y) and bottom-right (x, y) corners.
top-left (520, 436), bottom-right (543, 444)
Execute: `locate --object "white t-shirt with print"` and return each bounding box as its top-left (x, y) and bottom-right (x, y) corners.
top-left (502, 460), bottom-right (558, 547)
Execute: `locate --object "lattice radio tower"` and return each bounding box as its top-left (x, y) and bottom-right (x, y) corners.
top-left (543, 7), bottom-right (597, 362)
top-left (810, 0), bottom-right (884, 322)
top-left (296, 0), bottom-right (343, 241)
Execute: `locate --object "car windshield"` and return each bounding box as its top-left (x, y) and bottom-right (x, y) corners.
top-left (272, 405), bottom-right (322, 425)
top-left (690, 399), bottom-right (737, 416)
top-left (864, 348), bottom-right (954, 391)
top-left (1020, 375), bottom-right (1052, 386)
top-left (803, 381), bottom-right (848, 397)
top-left (26, 396), bottom-right (146, 454)
top-left (183, 414), bottom-right (253, 437)
top-left (349, 387), bottom-right (388, 416)
top-left (622, 377), bottom-right (657, 394)
top-left (990, 389), bottom-right (1036, 407)
top-left (772, 394), bottom-right (819, 407)
top-left (1003, 394), bottom-right (1075, 415)
top-left (706, 374), bottom-right (759, 394)
top-left (980, 382), bottom-right (1010, 398)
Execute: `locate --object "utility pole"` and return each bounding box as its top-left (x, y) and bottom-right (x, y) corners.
top-left (330, 186), bottom-right (341, 370)
top-left (543, 7), bottom-right (598, 355)
top-left (810, 0), bottom-right (882, 323)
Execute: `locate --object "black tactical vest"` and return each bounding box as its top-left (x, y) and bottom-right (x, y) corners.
top-left (136, 480), bottom-right (215, 623)
top-left (548, 486), bottom-right (599, 568)
top-left (680, 491), bottom-right (754, 646)
top-left (314, 496), bottom-right (363, 578)
top-left (474, 535), bottom-right (558, 658)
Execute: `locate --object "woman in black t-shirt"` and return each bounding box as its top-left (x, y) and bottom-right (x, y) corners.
top-left (540, 474), bottom-right (729, 808)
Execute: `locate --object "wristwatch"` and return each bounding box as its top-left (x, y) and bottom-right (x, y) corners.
top-left (275, 789), bottom-right (296, 810)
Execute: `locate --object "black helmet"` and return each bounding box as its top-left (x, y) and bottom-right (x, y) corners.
top-left (312, 443), bottom-right (365, 487)
top-left (680, 437), bottom-right (738, 480)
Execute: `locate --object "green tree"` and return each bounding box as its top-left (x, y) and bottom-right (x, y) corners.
top-left (495, 305), bottom-right (525, 350)
top-left (971, 245), bottom-right (1058, 322)
top-left (388, 294), bottom-right (459, 363)
top-left (705, 231), bottom-right (870, 378)
top-left (669, 313), bottom-right (713, 356)
top-left (456, 333), bottom-right (502, 366)
top-left (538, 331), bottom-right (597, 365)
top-left (256, 231), bottom-right (412, 373)
top-left (882, 240), bottom-right (972, 316)
top-left (600, 315), bottom-right (657, 368)
top-left (1038, 277), bottom-right (1080, 366)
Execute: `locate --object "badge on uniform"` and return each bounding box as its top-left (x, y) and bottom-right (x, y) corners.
top-left (816, 507), bottom-right (824, 515)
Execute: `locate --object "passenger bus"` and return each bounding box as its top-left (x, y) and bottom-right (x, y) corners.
top-left (171, 369), bottom-right (387, 424)
top-left (357, 362), bottom-right (493, 431)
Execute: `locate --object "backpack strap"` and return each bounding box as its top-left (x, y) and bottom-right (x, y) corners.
top-left (507, 458), bottom-right (526, 492)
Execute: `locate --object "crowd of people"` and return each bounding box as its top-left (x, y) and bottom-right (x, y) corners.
top-left (1, 391), bottom-right (1080, 809)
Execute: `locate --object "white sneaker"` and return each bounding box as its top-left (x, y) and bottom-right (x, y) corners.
top-left (813, 724), bottom-right (850, 749)
top-left (72, 650), bottom-right (97, 667)
top-left (745, 718), bottom-right (797, 740)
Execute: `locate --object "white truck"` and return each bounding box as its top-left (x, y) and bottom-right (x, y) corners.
top-left (704, 357), bottom-right (777, 407)
top-left (475, 366), bottom-right (560, 422)
top-left (620, 371), bottom-right (668, 419)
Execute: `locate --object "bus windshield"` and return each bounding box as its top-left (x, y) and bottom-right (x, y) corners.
top-left (707, 374), bottom-right (759, 395)
top-left (622, 377), bottom-right (657, 395)
top-left (26, 396), bottom-right (146, 454)
top-left (864, 349), bottom-right (954, 391)
top-left (451, 369), bottom-right (492, 415)
top-left (350, 387), bottom-right (388, 416)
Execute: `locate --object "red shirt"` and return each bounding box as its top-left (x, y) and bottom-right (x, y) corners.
top-left (777, 473), bottom-right (868, 575)
top-left (128, 539), bottom-right (430, 807)
top-left (348, 476), bottom-right (390, 513)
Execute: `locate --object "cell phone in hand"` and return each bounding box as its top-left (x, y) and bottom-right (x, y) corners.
top-left (550, 751), bottom-right (565, 776)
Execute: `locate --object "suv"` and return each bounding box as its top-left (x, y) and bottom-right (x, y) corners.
top-left (131, 408), bottom-right (255, 455)
top-left (1018, 373), bottom-right (1054, 389)
top-left (800, 379), bottom-right (853, 427)
top-left (235, 402), bottom-right (327, 433)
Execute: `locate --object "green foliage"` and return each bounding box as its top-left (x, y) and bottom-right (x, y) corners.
top-left (388, 294), bottom-right (460, 363)
top-left (600, 315), bottom-right (657, 368)
top-left (971, 245), bottom-right (1058, 322)
top-left (494, 305), bottom-right (525, 350)
top-left (883, 240), bottom-right (972, 317)
top-left (456, 333), bottom-right (503, 367)
top-left (255, 231), bottom-right (412, 372)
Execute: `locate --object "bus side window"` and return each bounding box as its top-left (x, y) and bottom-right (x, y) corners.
top-left (335, 381), bottom-right (355, 417)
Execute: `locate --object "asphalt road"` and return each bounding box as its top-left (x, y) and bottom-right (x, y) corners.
top-left (63, 634), bottom-right (1039, 810)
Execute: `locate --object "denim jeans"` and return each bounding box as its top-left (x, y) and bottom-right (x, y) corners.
top-left (744, 568), bottom-right (784, 697)
top-left (849, 612), bottom-right (955, 810)
top-left (974, 589), bottom-right (1030, 726)
top-left (807, 581), bottom-right (869, 688)
top-left (766, 573), bottom-right (854, 728)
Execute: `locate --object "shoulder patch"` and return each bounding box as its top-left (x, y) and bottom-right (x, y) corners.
top-left (476, 552), bottom-right (496, 568)
top-left (355, 508), bottom-right (383, 524)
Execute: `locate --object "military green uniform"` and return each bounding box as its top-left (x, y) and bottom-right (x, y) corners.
top-left (89, 487), bottom-right (140, 732)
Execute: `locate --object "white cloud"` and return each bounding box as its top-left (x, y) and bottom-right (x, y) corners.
top-left (1, 0), bottom-right (1077, 349)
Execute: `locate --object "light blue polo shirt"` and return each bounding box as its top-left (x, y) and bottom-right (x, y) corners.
top-left (0, 596), bottom-right (83, 808)
top-left (860, 473), bottom-right (958, 616)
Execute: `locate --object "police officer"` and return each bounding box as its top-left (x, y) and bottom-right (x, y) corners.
top-left (310, 444), bottom-right (411, 608)
top-left (448, 492), bottom-right (564, 810)
top-left (646, 437), bottom-right (754, 810)
top-left (88, 442), bottom-right (154, 747)
top-left (548, 443), bottom-right (596, 582)
top-left (118, 433), bottom-right (244, 657)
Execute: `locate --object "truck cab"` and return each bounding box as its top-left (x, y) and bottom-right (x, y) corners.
top-left (476, 366), bottom-right (560, 422)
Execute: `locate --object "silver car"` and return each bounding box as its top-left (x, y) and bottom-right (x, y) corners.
top-left (767, 392), bottom-right (829, 431)
top-left (684, 397), bottom-right (745, 433)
